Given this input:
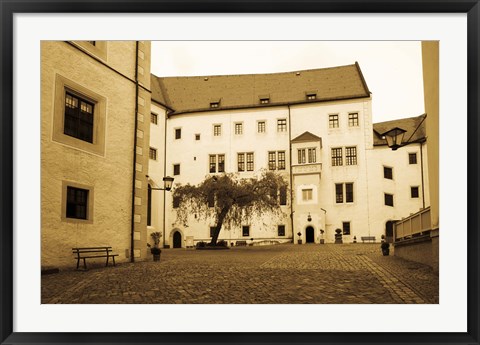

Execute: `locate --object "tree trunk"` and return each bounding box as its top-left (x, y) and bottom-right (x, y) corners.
top-left (210, 207), bottom-right (229, 245)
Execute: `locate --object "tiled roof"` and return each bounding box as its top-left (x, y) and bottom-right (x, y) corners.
top-left (292, 131), bottom-right (322, 143)
top-left (372, 114), bottom-right (427, 146)
top-left (151, 63), bottom-right (370, 114)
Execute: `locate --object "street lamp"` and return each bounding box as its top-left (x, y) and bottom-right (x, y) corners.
top-left (381, 127), bottom-right (407, 151)
top-left (150, 176), bottom-right (174, 191)
top-left (307, 213), bottom-right (312, 222)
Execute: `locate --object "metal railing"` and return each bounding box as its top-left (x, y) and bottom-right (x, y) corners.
top-left (394, 207), bottom-right (431, 241)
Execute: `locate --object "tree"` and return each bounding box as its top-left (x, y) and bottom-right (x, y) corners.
top-left (172, 171), bottom-right (288, 246)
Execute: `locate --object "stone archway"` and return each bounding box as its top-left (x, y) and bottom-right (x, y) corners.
top-left (173, 231), bottom-right (182, 248)
top-left (306, 226), bottom-right (315, 243)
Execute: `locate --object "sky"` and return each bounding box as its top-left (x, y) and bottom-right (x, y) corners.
top-left (151, 41), bottom-right (425, 123)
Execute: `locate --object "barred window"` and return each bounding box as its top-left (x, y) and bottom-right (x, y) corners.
top-left (258, 121), bottom-right (266, 133)
top-left (175, 128), bottom-right (181, 139)
top-left (277, 119), bottom-right (287, 132)
top-left (277, 151), bottom-right (286, 170)
top-left (149, 147), bottom-right (157, 160)
top-left (237, 153), bottom-right (245, 172)
top-left (329, 114), bottom-right (339, 128)
top-left (150, 113), bottom-right (158, 124)
top-left (308, 148), bottom-right (316, 163)
top-left (235, 123), bottom-right (243, 135)
top-left (246, 153), bottom-right (254, 171)
top-left (66, 186), bottom-right (88, 219)
top-left (298, 149), bottom-right (306, 164)
top-left (345, 147), bottom-right (357, 165)
top-left (64, 92), bottom-right (94, 143)
top-left (332, 148), bottom-right (343, 166)
top-left (335, 183), bottom-right (343, 203)
top-left (409, 153), bottom-right (418, 164)
top-left (268, 152), bottom-right (276, 170)
top-left (213, 125), bottom-right (221, 136)
top-left (348, 113), bottom-right (359, 127)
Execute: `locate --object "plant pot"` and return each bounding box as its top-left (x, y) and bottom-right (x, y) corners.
top-left (320, 239), bottom-right (325, 244)
top-left (153, 254), bottom-right (161, 261)
top-left (382, 248), bottom-right (389, 256)
top-left (298, 240), bottom-right (302, 244)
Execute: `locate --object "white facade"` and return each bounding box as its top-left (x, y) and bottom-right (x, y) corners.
top-left (149, 95), bottom-right (429, 247)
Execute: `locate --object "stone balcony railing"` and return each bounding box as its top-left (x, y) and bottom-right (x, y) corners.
top-left (292, 163), bottom-right (322, 176)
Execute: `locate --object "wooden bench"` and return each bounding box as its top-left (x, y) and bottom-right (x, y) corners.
top-left (72, 247), bottom-right (118, 270)
top-left (360, 236), bottom-right (376, 243)
top-left (236, 240), bottom-right (247, 246)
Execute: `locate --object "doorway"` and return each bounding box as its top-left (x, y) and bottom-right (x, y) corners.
top-left (306, 226), bottom-right (315, 243)
top-left (385, 221), bottom-right (394, 243)
top-left (173, 231), bottom-right (182, 248)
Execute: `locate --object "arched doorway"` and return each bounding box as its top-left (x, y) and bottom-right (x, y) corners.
top-left (173, 231), bottom-right (182, 248)
top-left (306, 226), bottom-right (315, 243)
top-left (385, 221), bottom-right (394, 243)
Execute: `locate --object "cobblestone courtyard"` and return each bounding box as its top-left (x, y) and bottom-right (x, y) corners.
top-left (42, 244), bottom-right (439, 304)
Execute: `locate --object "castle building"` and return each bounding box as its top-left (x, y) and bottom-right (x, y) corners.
top-left (149, 63), bottom-right (429, 247)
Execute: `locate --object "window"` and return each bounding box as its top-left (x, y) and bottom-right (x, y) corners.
top-left (173, 195), bottom-right (180, 208)
top-left (53, 75), bottom-right (106, 156)
top-left (66, 186), bottom-right (88, 219)
top-left (409, 153), bottom-right (418, 164)
top-left (384, 166), bottom-right (393, 180)
top-left (345, 147), bottom-right (357, 165)
top-left (209, 154), bottom-right (225, 173)
top-left (234, 123), bottom-right (243, 135)
top-left (345, 183), bottom-right (354, 203)
top-left (411, 186), bottom-right (419, 198)
top-left (329, 114), bottom-right (339, 128)
top-left (268, 151), bottom-right (276, 170)
top-left (149, 147), bottom-right (157, 160)
top-left (246, 153), bottom-right (254, 171)
top-left (210, 102), bottom-right (219, 108)
top-left (242, 226), bottom-right (250, 237)
top-left (175, 128), bottom-right (182, 139)
top-left (306, 93), bottom-right (317, 100)
top-left (195, 134), bottom-right (201, 140)
top-left (260, 97), bottom-right (270, 104)
top-left (150, 113), bottom-right (158, 124)
top-left (279, 186), bottom-right (287, 205)
top-left (385, 193), bottom-right (394, 207)
top-left (348, 113), bottom-right (359, 127)
top-left (278, 151), bottom-right (286, 170)
top-left (277, 119), bottom-right (287, 132)
top-left (302, 189), bottom-right (313, 201)
top-left (298, 149), bottom-right (306, 164)
top-left (210, 226), bottom-right (216, 237)
top-left (331, 148), bottom-right (343, 166)
top-left (278, 225), bottom-right (286, 236)
top-left (147, 185), bottom-right (152, 226)
top-left (213, 124), bottom-right (222, 136)
top-left (308, 148), bottom-right (316, 163)
top-left (173, 164), bottom-right (181, 176)
top-left (335, 183), bottom-right (343, 203)
top-left (64, 92), bottom-right (94, 143)
top-left (336, 183), bottom-right (354, 204)
top-left (342, 222), bottom-right (351, 235)
top-left (257, 121), bottom-right (266, 133)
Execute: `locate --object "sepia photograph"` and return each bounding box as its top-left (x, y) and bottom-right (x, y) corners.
top-left (40, 40), bottom-right (440, 305)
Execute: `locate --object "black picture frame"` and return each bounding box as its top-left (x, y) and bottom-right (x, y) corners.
top-left (1, 1), bottom-right (479, 344)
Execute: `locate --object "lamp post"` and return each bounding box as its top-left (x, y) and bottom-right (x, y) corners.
top-left (381, 127), bottom-right (407, 151)
top-left (150, 176), bottom-right (174, 191)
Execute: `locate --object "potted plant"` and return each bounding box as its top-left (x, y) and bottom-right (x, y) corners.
top-left (381, 241), bottom-right (390, 256)
top-left (150, 231), bottom-right (162, 261)
top-left (320, 229), bottom-right (325, 244)
top-left (297, 232), bottom-right (302, 245)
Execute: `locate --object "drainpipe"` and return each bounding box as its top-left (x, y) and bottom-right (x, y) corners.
top-left (130, 41), bottom-right (139, 262)
top-left (287, 105), bottom-right (294, 242)
top-left (162, 113), bottom-right (168, 248)
top-left (420, 142), bottom-right (426, 209)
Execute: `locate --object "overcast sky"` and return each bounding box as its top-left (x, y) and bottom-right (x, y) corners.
top-left (151, 41), bottom-right (425, 123)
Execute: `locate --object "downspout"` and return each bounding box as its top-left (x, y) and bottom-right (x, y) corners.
top-left (162, 113), bottom-right (168, 248)
top-left (287, 105), bottom-right (294, 242)
top-left (420, 142), bottom-right (426, 209)
top-left (130, 41), bottom-right (139, 262)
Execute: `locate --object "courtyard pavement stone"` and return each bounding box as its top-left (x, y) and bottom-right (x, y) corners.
top-left (41, 243), bottom-right (439, 304)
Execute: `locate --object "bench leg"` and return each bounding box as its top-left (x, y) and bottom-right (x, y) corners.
top-left (105, 256), bottom-right (109, 267)
top-left (112, 256), bottom-right (116, 266)
top-left (83, 258), bottom-right (87, 270)
top-left (76, 258), bottom-right (80, 270)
